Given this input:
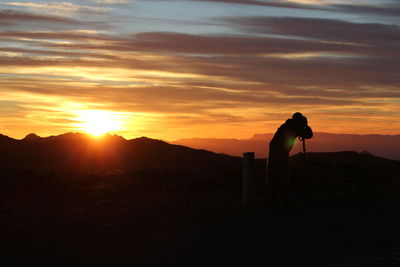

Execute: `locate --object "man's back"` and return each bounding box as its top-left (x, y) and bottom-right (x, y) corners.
top-left (270, 119), bottom-right (298, 153)
top-left (270, 118), bottom-right (312, 150)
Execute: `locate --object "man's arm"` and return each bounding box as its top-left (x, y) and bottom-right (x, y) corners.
top-left (301, 125), bottom-right (313, 139)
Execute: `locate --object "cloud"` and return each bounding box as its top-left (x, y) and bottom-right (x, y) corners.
top-left (0, 46), bottom-right (118, 60)
top-left (0, 74), bottom-right (365, 117)
top-left (1, 26), bottom-right (399, 91)
top-left (0, 2), bottom-right (110, 15)
top-left (22, 30), bottom-right (395, 60)
top-left (0, 9), bottom-right (110, 31)
top-left (3, 13), bottom-right (398, 59)
top-left (2, 50), bottom-right (397, 101)
top-left (92, 0), bottom-right (129, 3)
top-left (152, 0), bottom-right (321, 10)
top-left (222, 16), bottom-right (400, 44)
top-left (332, 3), bottom-right (400, 17)
top-left (0, 30), bottom-right (113, 43)
top-left (0, 9), bottom-right (81, 25)
top-left (161, 0), bottom-right (400, 18)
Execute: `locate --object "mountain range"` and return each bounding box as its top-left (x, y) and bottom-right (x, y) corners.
top-left (171, 132), bottom-right (400, 160)
top-left (0, 133), bottom-right (239, 172)
top-left (1, 132), bottom-right (399, 173)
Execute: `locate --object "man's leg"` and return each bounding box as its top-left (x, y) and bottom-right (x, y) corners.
top-left (266, 154), bottom-right (280, 208)
top-left (276, 154), bottom-right (290, 207)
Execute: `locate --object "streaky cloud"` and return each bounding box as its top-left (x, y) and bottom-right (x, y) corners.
top-left (0, 9), bottom-right (81, 24)
top-left (222, 16), bottom-right (400, 44)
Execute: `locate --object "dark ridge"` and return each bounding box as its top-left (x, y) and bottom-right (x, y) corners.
top-left (0, 133), bottom-right (16, 141)
top-left (291, 151), bottom-right (400, 167)
top-left (22, 133), bottom-right (41, 141)
top-left (0, 132), bottom-right (240, 172)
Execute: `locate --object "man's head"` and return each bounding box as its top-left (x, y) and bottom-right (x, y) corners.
top-left (292, 112), bottom-right (307, 126)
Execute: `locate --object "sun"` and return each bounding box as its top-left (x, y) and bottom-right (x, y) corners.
top-left (75, 110), bottom-right (123, 136)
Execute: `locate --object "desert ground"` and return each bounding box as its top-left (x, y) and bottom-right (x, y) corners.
top-left (2, 151), bottom-right (400, 266)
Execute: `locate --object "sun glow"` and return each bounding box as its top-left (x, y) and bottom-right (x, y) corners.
top-left (75, 110), bottom-right (124, 136)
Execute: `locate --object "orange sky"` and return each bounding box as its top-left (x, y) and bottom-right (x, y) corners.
top-left (1, 0), bottom-right (399, 140)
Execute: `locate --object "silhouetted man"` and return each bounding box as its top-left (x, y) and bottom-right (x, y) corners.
top-left (267, 112), bottom-right (313, 207)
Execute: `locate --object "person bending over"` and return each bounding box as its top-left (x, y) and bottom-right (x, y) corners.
top-left (267, 112), bottom-right (313, 207)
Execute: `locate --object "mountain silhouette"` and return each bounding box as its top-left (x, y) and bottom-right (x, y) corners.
top-left (172, 132), bottom-right (400, 160)
top-left (22, 133), bottom-right (42, 141)
top-left (0, 133), bottom-right (239, 172)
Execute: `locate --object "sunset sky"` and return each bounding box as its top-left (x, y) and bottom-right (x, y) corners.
top-left (1, 0), bottom-right (399, 140)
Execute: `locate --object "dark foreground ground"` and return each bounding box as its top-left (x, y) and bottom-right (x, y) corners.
top-left (3, 202), bottom-right (400, 266)
top-left (2, 152), bottom-right (400, 266)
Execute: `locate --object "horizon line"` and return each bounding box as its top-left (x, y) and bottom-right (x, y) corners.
top-left (2, 131), bottom-right (400, 141)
